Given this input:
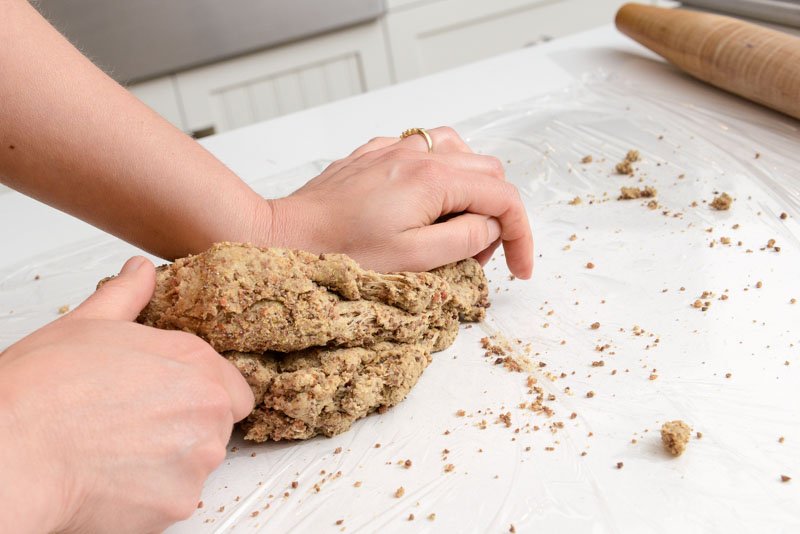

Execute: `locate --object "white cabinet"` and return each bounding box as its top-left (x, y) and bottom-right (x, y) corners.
top-left (125, 1), bottom-right (649, 136)
top-left (384, 0), bottom-right (629, 81)
top-left (173, 21), bottom-right (392, 135)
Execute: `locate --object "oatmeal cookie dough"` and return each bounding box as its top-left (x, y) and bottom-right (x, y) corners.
top-left (106, 242), bottom-right (489, 441)
top-left (661, 420), bottom-right (692, 456)
top-left (228, 342), bottom-right (433, 441)
top-left (136, 242), bottom-right (488, 353)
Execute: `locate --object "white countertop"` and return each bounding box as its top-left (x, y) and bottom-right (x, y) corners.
top-left (2, 24), bottom-right (799, 533)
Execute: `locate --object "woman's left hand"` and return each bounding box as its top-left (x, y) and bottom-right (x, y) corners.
top-left (257, 126), bottom-right (534, 278)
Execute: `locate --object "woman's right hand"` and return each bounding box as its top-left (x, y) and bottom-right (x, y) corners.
top-left (0, 257), bottom-right (254, 534)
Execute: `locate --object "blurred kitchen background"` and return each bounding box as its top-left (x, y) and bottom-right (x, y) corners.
top-left (33, 0), bottom-right (800, 138)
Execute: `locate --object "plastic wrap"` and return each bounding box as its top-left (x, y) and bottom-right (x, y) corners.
top-left (1, 73), bottom-right (798, 533)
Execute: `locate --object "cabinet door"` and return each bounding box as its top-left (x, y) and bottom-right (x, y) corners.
top-left (175, 21), bottom-right (392, 135)
top-left (385, 0), bottom-right (629, 82)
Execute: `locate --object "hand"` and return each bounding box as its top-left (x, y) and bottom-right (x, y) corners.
top-left (259, 126), bottom-right (534, 278)
top-left (0, 257), bottom-right (254, 533)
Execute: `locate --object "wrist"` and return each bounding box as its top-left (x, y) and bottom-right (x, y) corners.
top-left (252, 196), bottom-right (324, 253)
top-left (0, 373), bottom-right (71, 533)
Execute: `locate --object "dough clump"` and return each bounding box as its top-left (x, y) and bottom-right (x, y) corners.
top-left (661, 420), bottom-right (691, 456)
top-left (119, 242), bottom-right (489, 441)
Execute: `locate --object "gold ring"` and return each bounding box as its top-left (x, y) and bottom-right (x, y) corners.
top-left (400, 128), bottom-right (433, 153)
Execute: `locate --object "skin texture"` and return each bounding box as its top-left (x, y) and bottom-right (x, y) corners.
top-left (0, 0), bottom-right (533, 530)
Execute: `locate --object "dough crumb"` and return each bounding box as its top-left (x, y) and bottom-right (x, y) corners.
top-left (568, 196), bottom-right (583, 206)
top-left (661, 420), bottom-right (691, 456)
top-left (394, 486), bottom-right (405, 498)
top-left (57, 304), bottom-right (70, 314)
top-left (615, 149), bottom-right (640, 175)
top-left (781, 475), bottom-right (791, 482)
top-left (710, 193), bottom-right (733, 211)
top-left (581, 155), bottom-right (593, 164)
top-left (618, 186), bottom-right (656, 200)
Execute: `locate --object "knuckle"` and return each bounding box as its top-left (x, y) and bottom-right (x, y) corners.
top-left (501, 181), bottom-right (522, 201)
top-left (195, 442), bottom-right (227, 472)
top-left (465, 222), bottom-right (488, 254)
top-left (434, 126), bottom-right (467, 151)
top-left (484, 156), bottom-right (505, 179)
top-left (171, 331), bottom-right (214, 357)
top-left (435, 126), bottom-right (458, 139)
top-left (197, 384), bottom-right (232, 418)
top-left (165, 493), bottom-right (202, 522)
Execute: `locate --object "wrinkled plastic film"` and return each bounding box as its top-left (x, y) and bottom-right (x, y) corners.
top-left (1, 74), bottom-right (798, 533)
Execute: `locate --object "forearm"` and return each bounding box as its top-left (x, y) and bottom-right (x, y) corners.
top-left (0, 0), bottom-right (267, 259)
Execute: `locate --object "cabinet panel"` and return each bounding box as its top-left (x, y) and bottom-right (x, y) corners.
top-left (385, 0), bottom-right (629, 81)
top-left (175, 21), bottom-right (391, 134)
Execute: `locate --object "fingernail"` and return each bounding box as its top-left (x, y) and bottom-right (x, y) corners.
top-left (119, 256), bottom-right (146, 275)
top-left (486, 218), bottom-right (502, 245)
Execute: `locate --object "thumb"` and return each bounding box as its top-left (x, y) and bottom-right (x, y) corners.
top-left (69, 256), bottom-right (157, 322)
top-left (400, 214), bottom-right (501, 271)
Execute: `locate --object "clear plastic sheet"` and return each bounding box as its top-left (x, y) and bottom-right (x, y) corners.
top-left (1, 74), bottom-right (799, 533)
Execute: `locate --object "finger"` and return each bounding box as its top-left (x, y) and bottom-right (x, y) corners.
top-left (68, 256), bottom-right (156, 321)
top-left (395, 126), bottom-right (472, 154)
top-left (399, 214), bottom-right (502, 271)
top-left (474, 238), bottom-right (502, 266)
top-left (426, 168), bottom-right (534, 279)
top-left (216, 356), bottom-right (256, 422)
top-left (418, 153), bottom-right (505, 180)
top-left (356, 150), bottom-right (507, 182)
top-left (157, 331), bottom-right (255, 422)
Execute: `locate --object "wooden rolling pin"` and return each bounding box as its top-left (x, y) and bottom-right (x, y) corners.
top-left (615, 3), bottom-right (800, 120)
